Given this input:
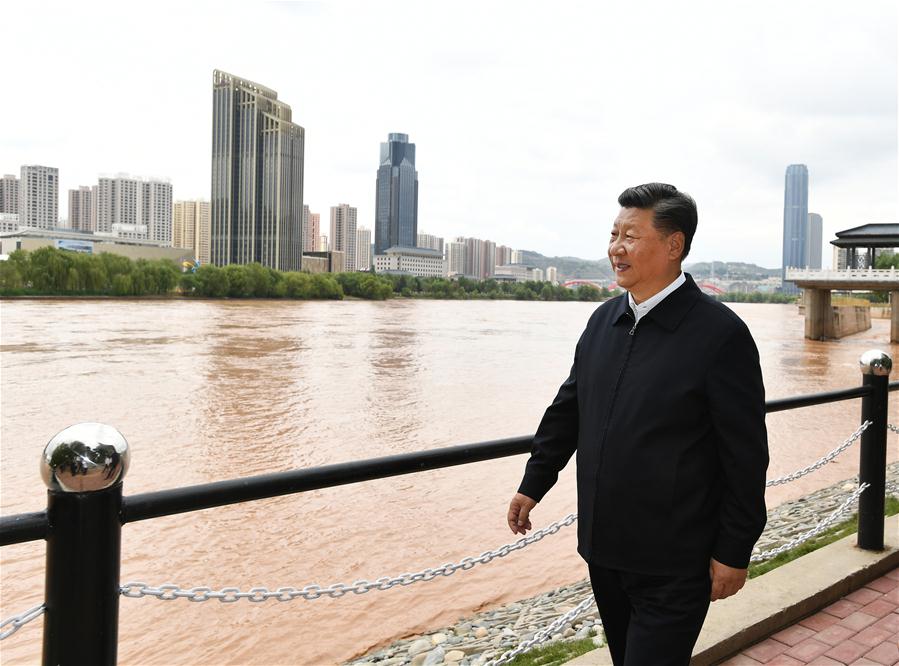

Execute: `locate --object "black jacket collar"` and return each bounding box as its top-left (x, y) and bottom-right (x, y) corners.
top-left (611, 273), bottom-right (702, 331)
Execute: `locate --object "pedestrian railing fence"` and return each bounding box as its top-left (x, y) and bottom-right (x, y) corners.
top-left (0, 350), bottom-right (895, 666)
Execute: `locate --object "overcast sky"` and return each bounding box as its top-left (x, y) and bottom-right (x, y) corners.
top-left (2, 1), bottom-right (896, 268)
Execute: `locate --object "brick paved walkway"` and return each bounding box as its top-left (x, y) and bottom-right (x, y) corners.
top-left (720, 568), bottom-right (898, 665)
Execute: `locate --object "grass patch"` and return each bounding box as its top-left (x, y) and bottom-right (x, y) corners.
top-left (504, 634), bottom-right (598, 666)
top-left (748, 495), bottom-right (899, 579)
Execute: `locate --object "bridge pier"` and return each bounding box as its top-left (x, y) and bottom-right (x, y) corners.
top-left (804, 288), bottom-right (834, 340)
top-left (891, 291), bottom-right (899, 343)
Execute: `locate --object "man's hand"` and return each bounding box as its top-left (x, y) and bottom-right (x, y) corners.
top-left (709, 558), bottom-right (747, 601)
top-left (507, 493), bottom-right (537, 535)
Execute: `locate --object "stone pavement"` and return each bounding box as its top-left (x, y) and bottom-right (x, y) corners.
top-left (720, 568), bottom-right (898, 665)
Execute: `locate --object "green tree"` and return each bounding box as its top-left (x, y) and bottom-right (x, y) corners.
top-left (26, 246), bottom-right (73, 292)
top-left (283, 272), bottom-right (313, 298)
top-left (875, 252), bottom-right (899, 269)
top-left (0, 259), bottom-right (25, 292)
top-left (244, 262), bottom-right (276, 297)
top-left (310, 273), bottom-right (343, 299)
top-left (112, 274), bottom-right (133, 296)
top-left (223, 264), bottom-right (251, 297)
top-left (576, 284), bottom-right (602, 301)
top-left (194, 264), bottom-right (230, 297)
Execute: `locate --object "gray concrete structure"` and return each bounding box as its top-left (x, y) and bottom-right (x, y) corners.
top-left (788, 268), bottom-right (899, 341)
top-left (211, 70), bottom-right (304, 270)
top-left (807, 213), bottom-right (823, 269)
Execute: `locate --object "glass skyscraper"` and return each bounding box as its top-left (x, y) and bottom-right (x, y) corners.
top-left (781, 164), bottom-right (809, 293)
top-left (211, 70), bottom-right (304, 271)
top-left (375, 133), bottom-right (418, 254)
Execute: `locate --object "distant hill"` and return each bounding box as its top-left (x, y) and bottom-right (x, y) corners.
top-left (519, 251), bottom-right (614, 282)
top-left (518, 253), bottom-right (777, 283)
top-left (684, 261), bottom-right (780, 280)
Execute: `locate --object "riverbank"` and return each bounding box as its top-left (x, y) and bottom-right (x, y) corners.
top-left (345, 463), bottom-right (899, 666)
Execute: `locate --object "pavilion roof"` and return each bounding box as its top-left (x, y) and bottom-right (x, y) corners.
top-left (831, 223), bottom-right (899, 248)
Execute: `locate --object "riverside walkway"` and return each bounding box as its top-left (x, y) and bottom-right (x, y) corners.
top-left (721, 568), bottom-right (898, 665)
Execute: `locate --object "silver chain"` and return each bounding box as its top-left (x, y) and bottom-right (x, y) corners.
top-left (0, 603), bottom-right (45, 640)
top-left (1, 425), bottom-right (888, 643)
top-left (118, 423), bottom-right (877, 605)
top-left (485, 594), bottom-right (597, 666)
top-left (766, 421), bottom-right (870, 486)
top-left (750, 483), bottom-right (868, 562)
top-left (121, 514), bottom-right (579, 603)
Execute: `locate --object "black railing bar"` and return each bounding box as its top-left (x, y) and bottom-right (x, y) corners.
top-left (121, 436), bottom-right (533, 524)
top-left (765, 385), bottom-right (871, 413)
top-left (890, 381), bottom-right (899, 392)
top-left (0, 510), bottom-right (48, 547)
top-left (0, 383), bottom-right (884, 544)
top-left (119, 384), bottom-right (884, 522)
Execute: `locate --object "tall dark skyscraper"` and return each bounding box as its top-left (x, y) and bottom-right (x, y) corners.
top-left (375, 133), bottom-right (418, 254)
top-left (211, 70), bottom-right (305, 270)
top-left (781, 164), bottom-right (809, 293)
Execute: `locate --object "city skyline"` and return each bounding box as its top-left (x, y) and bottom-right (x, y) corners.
top-left (2, 2), bottom-right (895, 268)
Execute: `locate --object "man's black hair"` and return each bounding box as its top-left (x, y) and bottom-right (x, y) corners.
top-left (617, 183), bottom-right (697, 260)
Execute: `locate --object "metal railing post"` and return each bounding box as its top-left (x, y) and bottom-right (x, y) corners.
top-left (858, 350), bottom-right (891, 550)
top-left (39, 423), bottom-right (130, 666)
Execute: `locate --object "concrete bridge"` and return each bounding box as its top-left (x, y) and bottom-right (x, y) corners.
top-left (785, 268), bottom-right (899, 342)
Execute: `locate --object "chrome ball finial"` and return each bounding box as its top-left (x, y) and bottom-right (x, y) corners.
top-left (859, 350), bottom-right (893, 377)
top-left (40, 423), bottom-right (130, 492)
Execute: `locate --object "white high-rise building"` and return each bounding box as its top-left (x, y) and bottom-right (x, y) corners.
top-left (96, 175), bottom-right (172, 243)
top-left (356, 226), bottom-right (372, 271)
top-left (1, 174), bottom-right (19, 214)
top-left (546, 266), bottom-right (558, 284)
top-left (173, 200), bottom-right (211, 263)
top-left (19, 165), bottom-right (59, 230)
top-left (511, 249), bottom-right (523, 264)
top-left (330, 204), bottom-right (357, 272)
top-left (417, 232), bottom-right (444, 254)
top-left (144, 180), bottom-right (173, 245)
top-left (446, 241), bottom-right (465, 276)
top-left (68, 186), bottom-right (94, 232)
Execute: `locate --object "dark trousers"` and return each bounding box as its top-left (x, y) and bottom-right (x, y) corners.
top-left (588, 564), bottom-right (711, 666)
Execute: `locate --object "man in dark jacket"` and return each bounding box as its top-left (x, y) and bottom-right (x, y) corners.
top-left (508, 183), bottom-right (768, 665)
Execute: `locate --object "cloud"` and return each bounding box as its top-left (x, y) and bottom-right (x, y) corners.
top-left (0, 0), bottom-right (895, 268)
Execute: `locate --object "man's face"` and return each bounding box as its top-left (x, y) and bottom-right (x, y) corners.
top-left (608, 207), bottom-right (681, 299)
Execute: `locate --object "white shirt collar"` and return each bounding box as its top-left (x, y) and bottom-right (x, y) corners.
top-left (628, 271), bottom-right (686, 324)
